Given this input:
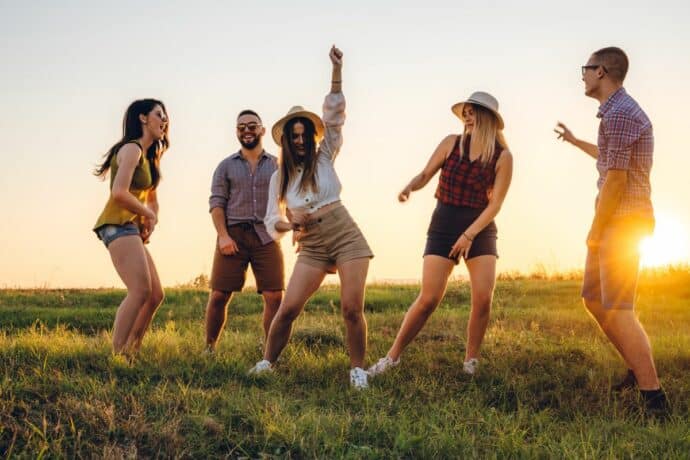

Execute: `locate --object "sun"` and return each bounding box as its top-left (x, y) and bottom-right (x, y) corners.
top-left (639, 212), bottom-right (690, 268)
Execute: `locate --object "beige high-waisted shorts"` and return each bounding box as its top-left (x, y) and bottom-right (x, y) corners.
top-left (297, 204), bottom-right (373, 270)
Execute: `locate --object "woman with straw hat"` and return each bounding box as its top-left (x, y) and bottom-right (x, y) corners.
top-left (368, 91), bottom-right (513, 378)
top-left (248, 45), bottom-right (373, 389)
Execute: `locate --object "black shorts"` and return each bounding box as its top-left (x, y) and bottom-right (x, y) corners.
top-left (424, 202), bottom-right (498, 265)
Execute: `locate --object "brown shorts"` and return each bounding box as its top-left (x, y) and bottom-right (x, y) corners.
top-left (297, 205), bottom-right (373, 270)
top-left (210, 224), bottom-right (285, 293)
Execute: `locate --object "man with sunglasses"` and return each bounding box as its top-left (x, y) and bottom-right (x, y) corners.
top-left (555, 47), bottom-right (669, 417)
top-left (205, 109), bottom-right (284, 352)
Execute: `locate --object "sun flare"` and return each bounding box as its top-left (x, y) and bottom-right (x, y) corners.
top-left (640, 213), bottom-right (690, 268)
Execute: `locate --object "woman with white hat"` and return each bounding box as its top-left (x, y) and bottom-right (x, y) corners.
top-left (369, 92), bottom-right (513, 378)
top-left (248, 45), bottom-right (374, 389)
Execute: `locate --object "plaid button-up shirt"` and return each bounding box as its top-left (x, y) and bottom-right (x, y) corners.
top-left (596, 88), bottom-right (654, 219)
top-left (209, 150), bottom-right (278, 245)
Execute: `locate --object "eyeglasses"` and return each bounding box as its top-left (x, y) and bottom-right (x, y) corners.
top-left (237, 122), bottom-right (261, 132)
top-left (581, 64), bottom-right (608, 76)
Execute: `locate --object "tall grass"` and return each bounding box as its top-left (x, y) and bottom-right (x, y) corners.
top-left (1, 268), bottom-right (689, 457)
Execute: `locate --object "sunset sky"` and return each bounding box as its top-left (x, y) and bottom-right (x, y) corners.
top-left (1, 0), bottom-right (689, 288)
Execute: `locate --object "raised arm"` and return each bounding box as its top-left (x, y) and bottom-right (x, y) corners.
top-left (398, 135), bottom-right (457, 202)
top-left (330, 45), bottom-right (342, 93)
top-left (554, 121), bottom-right (599, 159)
top-left (319, 45), bottom-right (346, 161)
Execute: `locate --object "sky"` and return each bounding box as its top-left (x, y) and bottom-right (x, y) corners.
top-left (1, 0), bottom-right (689, 288)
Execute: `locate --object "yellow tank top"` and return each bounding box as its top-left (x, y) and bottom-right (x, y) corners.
top-left (93, 142), bottom-right (154, 230)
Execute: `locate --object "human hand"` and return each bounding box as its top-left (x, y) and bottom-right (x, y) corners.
top-left (288, 209), bottom-right (309, 229)
top-left (292, 229), bottom-right (305, 253)
top-left (218, 235), bottom-right (239, 256)
top-left (140, 218), bottom-right (155, 244)
top-left (398, 186), bottom-right (412, 203)
top-left (330, 45), bottom-right (343, 67)
top-left (554, 122), bottom-right (576, 144)
top-left (586, 226), bottom-right (601, 249)
top-left (140, 212), bottom-right (157, 244)
top-left (144, 208), bottom-right (157, 227)
top-left (449, 233), bottom-right (473, 260)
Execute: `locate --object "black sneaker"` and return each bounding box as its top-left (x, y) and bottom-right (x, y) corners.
top-left (641, 389), bottom-right (671, 419)
top-left (611, 369), bottom-right (637, 392)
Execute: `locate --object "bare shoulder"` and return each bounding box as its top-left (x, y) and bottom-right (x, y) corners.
top-left (116, 142), bottom-right (143, 164)
top-left (498, 148), bottom-right (513, 162)
top-left (435, 134), bottom-right (458, 158)
top-left (440, 133), bottom-right (458, 147)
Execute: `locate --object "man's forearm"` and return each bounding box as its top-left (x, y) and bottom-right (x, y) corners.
top-left (210, 208), bottom-right (230, 238)
top-left (591, 175), bottom-right (626, 232)
top-left (571, 138), bottom-right (599, 159)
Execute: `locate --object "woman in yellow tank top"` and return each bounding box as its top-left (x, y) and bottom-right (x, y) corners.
top-left (93, 99), bottom-right (170, 356)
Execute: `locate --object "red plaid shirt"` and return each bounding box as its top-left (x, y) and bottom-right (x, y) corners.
top-left (435, 136), bottom-right (503, 208)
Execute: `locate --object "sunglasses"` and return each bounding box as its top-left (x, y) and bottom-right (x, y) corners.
top-left (581, 64), bottom-right (608, 76)
top-left (237, 122), bottom-right (261, 132)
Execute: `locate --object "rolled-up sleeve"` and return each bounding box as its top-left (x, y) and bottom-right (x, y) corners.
top-left (604, 113), bottom-right (641, 171)
top-left (318, 92), bottom-right (346, 161)
top-left (209, 160), bottom-right (229, 212)
top-left (264, 171), bottom-right (289, 241)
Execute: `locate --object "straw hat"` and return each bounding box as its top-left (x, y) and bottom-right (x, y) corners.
top-left (271, 106), bottom-right (325, 146)
top-left (451, 91), bottom-right (504, 130)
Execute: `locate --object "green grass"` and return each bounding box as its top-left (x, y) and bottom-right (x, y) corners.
top-left (1, 269), bottom-right (689, 458)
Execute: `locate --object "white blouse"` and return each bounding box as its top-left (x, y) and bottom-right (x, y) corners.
top-left (264, 91), bottom-right (346, 241)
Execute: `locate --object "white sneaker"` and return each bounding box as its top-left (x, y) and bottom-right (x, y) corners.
top-left (367, 356), bottom-right (400, 377)
top-left (248, 359), bottom-right (273, 375)
top-left (463, 358), bottom-right (479, 375)
top-left (350, 367), bottom-right (369, 390)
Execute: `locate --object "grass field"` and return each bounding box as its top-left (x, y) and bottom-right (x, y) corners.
top-left (1, 268), bottom-right (689, 458)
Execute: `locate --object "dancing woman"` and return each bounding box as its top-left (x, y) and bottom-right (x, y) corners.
top-left (369, 92), bottom-right (513, 377)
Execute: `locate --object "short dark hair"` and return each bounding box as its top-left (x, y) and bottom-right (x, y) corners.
top-left (237, 109), bottom-right (261, 122)
top-left (592, 47), bottom-right (629, 83)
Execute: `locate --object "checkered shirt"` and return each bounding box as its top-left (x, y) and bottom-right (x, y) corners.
top-left (435, 136), bottom-right (503, 209)
top-left (596, 88), bottom-right (654, 219)
top-left (209, 150), bottom-right (278, 245)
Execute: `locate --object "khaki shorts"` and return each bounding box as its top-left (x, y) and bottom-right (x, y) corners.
top-left (581, 216), bottom-right (654, 310)
top-left (210, 224), bottom-right (285, 293)
top-left (297, 205), bottom-right (373, 270)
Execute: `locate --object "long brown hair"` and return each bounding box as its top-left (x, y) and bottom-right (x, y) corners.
top-left (460, 104), bottom-right (507, 166)
top-left (278, 117), bottom-right (319, 202)
top-left (94, 99), bottom-right (170, 188)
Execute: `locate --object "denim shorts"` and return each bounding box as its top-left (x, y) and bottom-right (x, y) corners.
top-left (94, 222), bottom-right (140, 248)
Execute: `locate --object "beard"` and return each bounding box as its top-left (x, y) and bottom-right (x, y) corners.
top-left (239, 133), bottom-right (261, 149)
